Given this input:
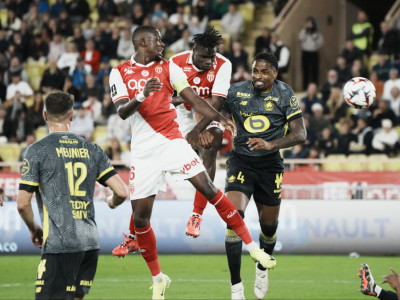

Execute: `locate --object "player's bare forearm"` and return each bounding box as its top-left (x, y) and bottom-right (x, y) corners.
top-left (17, 190), bottom-right (40, 232)
top-left (104, 175), bottom-right (128, 208)
top-left (247, 117), bottom-right (306, 151)
top-left (171, 96), bottom-right (184, 107)
top-left (180, 87), bottom-right (222, 122)
top-left (192, 96), bottom-right (225, 133)
top-left (115, 98), bottom-right (142, 120)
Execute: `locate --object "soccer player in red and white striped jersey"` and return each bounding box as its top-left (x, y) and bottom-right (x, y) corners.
top-left (109, 26), bottom-right (275, 299)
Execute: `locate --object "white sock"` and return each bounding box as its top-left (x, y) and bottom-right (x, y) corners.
top-left (245, 241), bottom-right (258, 253)
top-left (192, 213), bottom-right (201, 217)
top-left (152, 272), bottom-right (164, 283)
top-left (375, 285), bottom-right (382, 297)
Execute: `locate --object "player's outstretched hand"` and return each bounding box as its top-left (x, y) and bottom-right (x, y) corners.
top-left (31, 226), bottom-right (43, 249)
top-left (220, 117), bottom-right (236, 138)
top-left (143, 78), bottom-right (163, 97)
top-left (382, 268), bottom-right (400, 292)
top-left (247, 138), bottom-right (274, 151)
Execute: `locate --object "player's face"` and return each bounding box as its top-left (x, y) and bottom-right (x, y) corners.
top-left (146, 30), bottom-right (164, 62)
top-left (192, 47), bottom-right (217, 71)
top-left (251, 60), bottom-right (277, 92)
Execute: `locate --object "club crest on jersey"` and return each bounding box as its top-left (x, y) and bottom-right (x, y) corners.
top-left (265, 101), bottom-right (274, 111)
top-left (155, 65), bottom-right (162, 74)
top-left (141, 70), bottom-right (149, 76)
top-left (207, 70), bottom-right (215, 82)
top-left (193, 77), bottom-right (201, 84)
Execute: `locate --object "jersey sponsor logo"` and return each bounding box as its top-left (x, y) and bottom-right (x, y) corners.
top-left (141, 70), bottom-right (149, 76)
top-left (111, 84), bottom-right (117, 97)
top-left (237, 92), bottom-right (251, 98)
top-left (227, 210), bottom-right (237, 218)
top-left (127, 79), bottom-right (147, 92)
top-left (124, 68), bottom-right (134, 74)
top-left (193, 77), bottom-right (201, 84)
top-left (66, 285), bottom-right (76, 292)
top-left (22, 159), bottom-right (30, 175)
top-left (80, 280), bottom-right (93, 286)
top-left (239, 100), bottom-right (248, 105)
top-left (265, 101), bottom-right (274, 111)
top-left (290, 96), bottom-right (299, 108)
top-left (59, 138), bottom-right (78, 144)
top-left (155, 65), bottom-right (162, 74)
top-left (180, 157), bottom-right (201, 174)
top-left (191, 85), bottom-right (210, 97)
top-left (264, 96), bottom-right (279, 101)
top-left (207, 70), bottom-right (215, 82)
top-left (244, 115), bottom-right (270, 133)
top-left (184, 67), bottom-right (192, 72)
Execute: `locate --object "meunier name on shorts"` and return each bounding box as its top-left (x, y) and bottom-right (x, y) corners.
top-left (56, 147), bottom-right (90, 158)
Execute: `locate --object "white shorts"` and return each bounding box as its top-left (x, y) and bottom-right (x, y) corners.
top-left (129, 138), bottom-right (206, 200)
top-left (176, 104), bottom-right (224, 138)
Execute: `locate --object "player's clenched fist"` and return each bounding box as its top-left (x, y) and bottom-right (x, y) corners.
top-left (143, 78), bottom-right (163, 97)
top-left (220, 117), bottom-right (236, 138)
top-left (247, 137), bottom-right (274, 151)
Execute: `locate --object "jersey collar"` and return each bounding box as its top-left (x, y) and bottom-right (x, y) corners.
top-left (130, 55), bottom-right (156, 68)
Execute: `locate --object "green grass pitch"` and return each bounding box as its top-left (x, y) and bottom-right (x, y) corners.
top-left (1, 254), bottom-right (399, 299)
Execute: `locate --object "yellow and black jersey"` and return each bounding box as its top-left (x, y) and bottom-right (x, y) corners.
top-left (225, 80), bottom-right (302, 157)
top-left (19, 132), bottom-right (116, 254)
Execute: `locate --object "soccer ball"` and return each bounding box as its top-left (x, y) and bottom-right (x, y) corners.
top-left (343, 77), bottom-right (376, 109)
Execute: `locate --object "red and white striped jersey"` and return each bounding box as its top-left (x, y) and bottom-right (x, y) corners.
top-left (170, 51), bottom-right (232, 109)
top-left (109, 56), bottom-right (188, 153)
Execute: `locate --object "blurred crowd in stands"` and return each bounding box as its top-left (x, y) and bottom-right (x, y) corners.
top-left (0, 0), bottom-right (399, 168)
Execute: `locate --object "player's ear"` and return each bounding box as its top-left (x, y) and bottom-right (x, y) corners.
top-left (43, 110), bottom-right (48, 122)
top-left (69, 110), bottom-right (73, 121)
top-left (273, 70), bottom-right (278, 80)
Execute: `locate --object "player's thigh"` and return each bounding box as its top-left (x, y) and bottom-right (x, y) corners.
top-left (253, 165), bottom-right (284, 209)
top-left (35, 252), bottom-right (84, 300)
top-left (224, 154), bottom-right (255, 201)
top-left (75, 249), bottom-right (99, 296)
top-left (226, 190), bottom-right (250, 212)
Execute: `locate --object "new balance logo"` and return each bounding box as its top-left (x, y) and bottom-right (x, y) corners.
top-left (180, 158), bottom-right (201, 174)
top-left (227, 210), bottom-right (237, 218)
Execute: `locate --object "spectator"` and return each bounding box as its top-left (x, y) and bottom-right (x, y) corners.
top-left (57, 42), bottom-right (80, 75)
top-left (82, 91), bottom-right (102, 123)
top-left (103, 26), bottom-right (120, 59)
top-left (5, 71), bottom-right (33, 105)
top-left (232, 64), bottom-right (251, 83)
top-left (303, 117), bottom-right (316, 149)
top-left (270, 32), bottom-right (290, 81)
top-left (187, 14), bottom-right (206, 36)
top-left (372, 52), bottom-right (392, 82)
top-left (350, 117), bottom-right (373, 154)
top-left (388, 86), bottom-right (400, 118)
top-left (93, 25), bottom-right (108, 56)
top-left (106, 137), bottom-right (123, 161)
top-left (57, 9), bottom-right (73, 37)
top-left (378, 20), bottom-right (400, 60)
top-left (66, 0), bottom-right (90, 24)
top-left (28, 32), bottom-right (49, 63)
top-left (334, 55), bottom-right (351, 86)
top-left (3, 56), bottom-right (28, 86)
top-left (97, 0), bottom-right (118, 21)
top-left (63, 76), bottom-right (81, 102)
top-left (47, 32), bottom-right (65, 61)
top-left (80, 39), bottom-right (101, 73)
top-left (71, 103), bottom-right (94, 140)
top-left (23, 4), bottom-right (43, 35)
top-left (372, 118), bottom-right (399, 156)
top-left (221, 2), bottom-right (244, 42)
top-left (6, 8), bottom-right (22, 34)
top-left (369, 70), bottom-right (384, 100)
top-left (82, 17), bottom-right (95, 40)
top-left (168, 4), bottom-right (189, 25)
top-left (382, 68), bottom-right (400, 101)
top-left (40, 59), bottom-right (65, 93)
top-left (26, 91), bottom-right (46, 129)
top-left (0, 73), bottom-right (6, 105)
top-left (370, 99), bottom-right (398, 129)
top-left (44, 17), bottom-right (59, 40)
top-left (350, 58), bottom-right (369, 79)
top-left (309, 102), bottom-right (332, 136)
top-left (50, 0), bottom-right (67, 18)
top-left (69, 56), bottom-right (90, 92)
top-left (80, 73), bottom-right (103, 102)
top-left (98, 74), bottom-right (111, 102)
top-left (71, 25), bottom-right (86, 52)
top-left (341, 39), bottom-right (363, 66)
top-left (283, 144), bottom-right (308, 159)
top-left (298, 16), bottom-right (324, 90)
top-left (209, 0), bottom-right (229, 20)
top-left (96, 58), bottom-right (113, 86)
top-left (0, 29), bottom-right (9, 54)
top-left (315, 126), bottom-right (338, 157)
top-left (168, 30), bottom-right (192, 53)
top-left (0, 107), bottom-right (6, 137)
top-left (117, 27), bottom-right (136, 59)
top-left (320, 69), bottom-right (341, 103)
top-left (350, 10), bottom-right (374, 56)
top-left (106, 113), bottom-right (131, 145)
top-left (37, 0), bottom-right (50, 14)
top-left (131, 3), bottom-right (145, 26)
top-left (301, 82), bottom-right (322, 115)
top-left (11, 27), bottom-right (30, 61)
top-left (325, 87), bottom-right (349, 125)
top-left (217, 41), bottom-right (229, 57)
top-left (100, 92), bottom-right (116, 123)
top-left (228, 41), bottom-right (249, 74)
top-left (254, 27), bottom-right (271, 56)
top-left (335, 117), bottom-right (357, 155)
top-left (18, 134), bottom-right (36, 161)
top-left (151, 2), bottom-right (168, 25)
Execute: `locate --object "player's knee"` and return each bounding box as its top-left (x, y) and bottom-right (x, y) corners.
top-left (134, 217), bottom-right (150, 229)
top-left (259, 222), bottom-right (278, 238)
top-left (227, 210), bottom-right (244, 229)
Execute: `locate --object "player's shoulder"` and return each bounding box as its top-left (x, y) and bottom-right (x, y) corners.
top-left (113, 59), bottom-right (131, 72)
top-left (169, 51), bottom-right (191, 62)
top-left (228, 80), bottom-right (252, 96)
top-left (273, 80), bottom-right (294, 95)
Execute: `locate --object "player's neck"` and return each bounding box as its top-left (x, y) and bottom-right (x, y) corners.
top-left (134, 53), bottom-right (154, 65)
top-left (47, 122), bottom-right (71, 133)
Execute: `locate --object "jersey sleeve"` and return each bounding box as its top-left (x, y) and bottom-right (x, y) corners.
top-left (169, 60), bottom-right (190, 94)
top-left (109, 68), bottom-right (130, 103)
top-left (212, 60), bottom-right (232, 98)
top-left (19, 146), bottom-right (40, 192)
top-left (281, 85), bottom-right (302, 122)
top-left (94, 144), bottom-right (117, 186)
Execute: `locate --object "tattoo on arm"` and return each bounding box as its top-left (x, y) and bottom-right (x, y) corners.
top-left (270, 117), bottom-right (306, 150)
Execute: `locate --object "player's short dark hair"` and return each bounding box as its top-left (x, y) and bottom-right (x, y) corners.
top-left (132, 25), bottom-right (157, 44)
top-left (193, 26), bottom-right (222, 50)
top-left (45, 91), bottom-right (74, 121)
top-left (254, 51), bottom-right (278, 71)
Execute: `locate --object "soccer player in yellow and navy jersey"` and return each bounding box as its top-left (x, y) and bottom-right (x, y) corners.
top-left (17, 91), bottom-right (128, 300)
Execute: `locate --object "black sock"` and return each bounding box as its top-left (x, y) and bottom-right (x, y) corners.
top-left (258, 222), bottom-right (278, 271)
top-left (378, 290), bottom-right (398, 300)
top-left (225, 210), bottom-right (244, 285)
